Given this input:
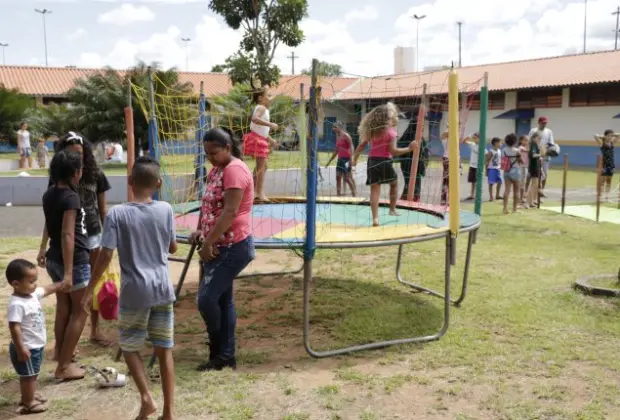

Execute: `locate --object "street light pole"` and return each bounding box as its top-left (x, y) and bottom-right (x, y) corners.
top-left (613, 6), bottom-right (620, 50)
top-left (0, 43), bottom-right (8, 65)
top-left (583, 0), bottom-right (588, 53)
top-left (411, 14), bottom-right (427, 72)
top-left (457, 21), bottom-right (463, 67)
top-left (35, 8), bottom-right (52, 66)
top-left (181, 37), bottom-right (191, 71)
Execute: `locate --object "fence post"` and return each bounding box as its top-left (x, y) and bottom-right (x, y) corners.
top-left (596, 154), bottom-right (602, 222)
top-left (561, 153), bottom-right (568, 214)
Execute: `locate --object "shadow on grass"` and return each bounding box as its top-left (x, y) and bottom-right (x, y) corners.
top-left (170, 274), bottom-right (444, 371)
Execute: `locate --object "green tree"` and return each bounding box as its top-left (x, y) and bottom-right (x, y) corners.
top-left (209, 0), bottom-right (308, 88)
top-left (0, 86), bottom-right (34, 145)
top-left (210, 64), bottom-right (227, 72)
top-left (25, 103), bottom-right (75, 139)
top-left (301, 60), bottom-right (343, 77)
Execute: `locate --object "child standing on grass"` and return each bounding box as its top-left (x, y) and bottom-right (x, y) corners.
top-left (352, 102), bottom-right (415, 226)
top-left (36, 138), bottom-right (48, 169)
top-left (485, 137), bottom-right (503, 201)
top-left (41, 150), bottom-right (90, 382)
top-left (501, 133), bottom-right (522, 214)
top-left (463, 132), bottom-right (480, 200)
top-left (325, 121), bottom-right (356, 197)
top-left (527, 132), bottom-right (545, 208)
top-left (242, 89), bottom-right (279, 203)
top-left (7, 259), bottom-right (68, 415)
top-left (83, 156), bottom-right (177, 420)
top-left (518, 136), bottom-right (529, 205)
top-left (594, 129), bottom-right (619, 202)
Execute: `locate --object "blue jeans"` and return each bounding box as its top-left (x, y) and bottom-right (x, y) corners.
top-left (46, 260), bottom-right (91, 292)
top-left (197, 236), bottom-right (255, 359)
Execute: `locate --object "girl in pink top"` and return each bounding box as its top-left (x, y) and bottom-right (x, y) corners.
top-left (352, 103), bottom-right (415, 226)
top-left (325, 121), bottom-right (356, 197)
top-left (242, 89), bottom-right (279, 203)
top-left (518, 135), bottom-right (529, 205)
top-left (190, 127), bottom-right (255, 371)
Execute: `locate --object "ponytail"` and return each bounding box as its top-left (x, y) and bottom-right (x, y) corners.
top-left (203, 127), bottom-right (242, 159)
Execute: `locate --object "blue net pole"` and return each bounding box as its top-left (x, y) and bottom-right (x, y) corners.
top-left (147, 67), bottom-right (160, 200)
top-left (304, 59), bottom-right (319, 261)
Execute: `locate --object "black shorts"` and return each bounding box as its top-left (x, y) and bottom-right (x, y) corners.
top-left (602, 167), bottom-right (614, 177)
top-left (336, 157), bottom-right (351, 174)
top-left (467, 167), bottom-right (478, 183)
top-left (366, 157), bottom-right (397, 185)
top-left (529, 166), bottom-right (541, 178)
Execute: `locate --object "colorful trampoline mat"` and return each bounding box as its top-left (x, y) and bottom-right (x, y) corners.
top-left (175, 199), bottom-right (481, 246)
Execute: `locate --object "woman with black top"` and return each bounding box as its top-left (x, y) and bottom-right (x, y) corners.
top-left (396, 112), bottom-right (429, 201)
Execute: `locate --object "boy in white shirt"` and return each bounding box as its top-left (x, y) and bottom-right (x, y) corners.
top-left (7, 259), bottom-right (69, 415)
top-left (462, 132), bottom-right (480, 200)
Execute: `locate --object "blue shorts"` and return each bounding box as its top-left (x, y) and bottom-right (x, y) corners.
top-left (504, 166), bottom-right (520, 182)
top-left (10, 344), bottom-right (44, 377)
top-left (487, 168), bottom-right (503, 185)
top-left (46, 260), bottom-right (91, 292)
top-left (602, 167), bottom-right (614, 177)
top-left (19, 147), bottom-right (32, 158)
top-left (118, 304), bottom-right (175, 352)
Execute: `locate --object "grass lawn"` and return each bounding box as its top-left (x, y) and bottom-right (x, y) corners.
top-left (2, 203), bottom-right (620, 419)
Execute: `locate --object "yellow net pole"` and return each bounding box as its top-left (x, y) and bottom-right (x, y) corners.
top-left (299, 83), bottom-right (307, 197)
top-left (448, 67), bottom-right (461, 237)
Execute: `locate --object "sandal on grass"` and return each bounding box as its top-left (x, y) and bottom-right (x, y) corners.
top-left (92, 367), bottom-right (126, 388)
top-left (19, 393), bottom-right (47, 406)
top-left (17, 402), bottom-right (47, 415)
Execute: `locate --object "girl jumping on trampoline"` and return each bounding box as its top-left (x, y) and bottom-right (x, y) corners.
top-left (325, 121), bottom-right (356, 197)
top-left (594, 129), bottom-right (619, 202)
top-left (242, 89), bottom-right (279, 203)
top-left (353, 102), bottom-right (415, 227)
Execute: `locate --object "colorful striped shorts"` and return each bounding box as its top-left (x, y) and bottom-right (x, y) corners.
top-left (118, 303), bottom-right (174, 352)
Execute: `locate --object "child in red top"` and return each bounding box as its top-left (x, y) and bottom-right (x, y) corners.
top-left (353, 103), bottom-right (415, 226)
top-left (325, 121), bottom-right (356, 197)
top-left (242, 89), bottom-right (278, 202)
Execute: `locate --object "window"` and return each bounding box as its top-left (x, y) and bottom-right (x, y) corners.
top-left (516, 88), bottom-right (563, 109)
top-left (469, 92), bottom-right (505, 110)
top-left (569, 84), bottom-right (620, 107)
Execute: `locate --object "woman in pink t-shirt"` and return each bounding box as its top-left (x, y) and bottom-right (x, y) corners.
top-left (352, 103), bottom-right (415, 226)
top-left (325, 122), bottom-right (356, 197)
top-left (189, 127), bottom-right (255, 371)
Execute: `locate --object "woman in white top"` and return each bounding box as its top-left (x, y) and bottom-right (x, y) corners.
top-left (106, 141), bottom-right (123, 163)
top-left (17, 122), bottom-right (33, 169)
top-left (242, 89), bottom-right (279, 202)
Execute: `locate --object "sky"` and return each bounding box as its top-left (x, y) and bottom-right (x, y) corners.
top-left (0, 0), bottom-right (619, 77)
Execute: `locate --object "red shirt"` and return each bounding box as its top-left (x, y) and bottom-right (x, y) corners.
top-left (200, 158), bottom-right (254, 246)
top-left (369, 128), bottom-right (396, 159)
top-left (336, 135), bottom-right (352, 159)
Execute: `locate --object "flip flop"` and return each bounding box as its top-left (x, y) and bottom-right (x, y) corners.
top-left (92, 367), bottom-right (126, 388)
top-left (89, 338), bottom-right (113, 347)
top-left (19, 393), bottom-right (47, 406)
top-left (17, 402), bottom-right (48, 415)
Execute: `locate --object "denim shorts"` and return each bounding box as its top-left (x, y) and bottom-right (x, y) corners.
top-left (504, 166), bottom-right (521, 182)
top-left (19, 147), bottom-right (32, 158)
top-left (46, 260), bottom-right (91, 292)
top-left (10, 344), bottom-right (44, 377)
top-left (87, 234), bottom-right (102, 250)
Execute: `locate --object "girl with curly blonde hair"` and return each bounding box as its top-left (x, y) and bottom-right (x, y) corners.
top-left (352, 102), bottom-right (415, 226)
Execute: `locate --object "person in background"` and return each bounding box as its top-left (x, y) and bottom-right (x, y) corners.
top-left (106, 141), bottom-right (123, 163)
top-left (462, 132), bottom-right (480, 200)
top-left (526, 132), bottom-right (545, 208)
top-left (501, 134), bottom-right (522, 214)
top-left (396, 113), bottom-right (428, 202)
top-left (485, 137), bottom-right (503, 201)
top-left (528, 116), bottom-right (554, 198)
top-left (325, 121), bottom-right (356, 197)
top-left (17, 122), bottom-right (33, 169)
top-left (36, 138), bottom-right (48, 169)
top-left (594, 129), bottom-right (620, 202)
top-left (518, 136), bottom-right (529, 205)
top-left (84, 156), bottom-right (177, 420)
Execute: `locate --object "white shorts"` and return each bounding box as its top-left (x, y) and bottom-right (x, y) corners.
top-left (541, 160), bottom-right (550, 181)
top-left (520, 167), bottom-right (528, 186)
top-left (88, 234), bottom-right (102, 250)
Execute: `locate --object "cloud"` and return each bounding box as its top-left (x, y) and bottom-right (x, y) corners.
top-left (81, 0), bottom-right (619, 79)
top-left (67, 28), bottom-right (87, 41)
top-left (344, 5), bottom-right (379, 23)
top-left (98, 4), bottom-right (156, 26)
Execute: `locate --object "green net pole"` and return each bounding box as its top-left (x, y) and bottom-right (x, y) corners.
top-left (474, 72), bottom-right (488, 215)
top-left (299, 83), bottom-right (307, 197)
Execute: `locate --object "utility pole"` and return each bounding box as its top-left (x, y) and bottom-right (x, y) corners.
top-left (411, 14), bottom-right (427, 72)
top-left (35, 8), bottom-right (52, 66)
top-left (0, 43), bottom-right (7, 65)
top-left (181, 37), bottom-right (191, 71)
top-left (287, 51), bottom-right (297, 74)
top-left (457, 21), bottom-right (463, 67)
top-left (583, 0), bottom-right (588, 53)
top-left (613, 6), bottom-right (620, 50)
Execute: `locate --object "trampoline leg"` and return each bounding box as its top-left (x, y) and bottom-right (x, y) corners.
top-left (173, 242), bottom-right (197, 298)
top-left (396, 229), bottom-right (475, 306)
top-left (303, 235), bottom-right (452, 358)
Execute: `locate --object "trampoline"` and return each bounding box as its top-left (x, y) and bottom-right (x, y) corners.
top-left (169, 196), bottom-right (481, 358)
